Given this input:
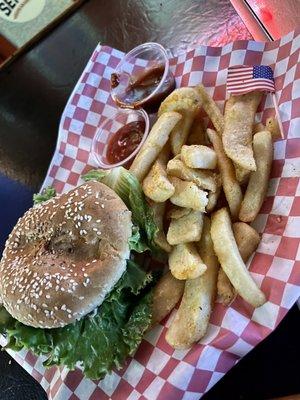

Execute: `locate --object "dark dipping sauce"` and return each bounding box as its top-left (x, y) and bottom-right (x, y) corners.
top-left (106, 120), bottom-right (145, 164)
top-left (111, 65), bottom-right (175, 112)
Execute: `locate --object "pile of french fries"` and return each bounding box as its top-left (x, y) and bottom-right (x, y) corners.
top-left (130, 84), bottom-right (279, 350)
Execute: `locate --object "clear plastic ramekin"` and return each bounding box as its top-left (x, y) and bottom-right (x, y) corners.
top-left (91, 108), bottom-right (149, 169)
top-left (110, 42), bottom-right (175, 109)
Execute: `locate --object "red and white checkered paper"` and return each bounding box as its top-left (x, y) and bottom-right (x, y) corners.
top-left (2, 29), bottom-right (300, 400)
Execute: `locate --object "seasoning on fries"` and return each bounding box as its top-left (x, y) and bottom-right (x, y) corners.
top-left (211, 208), bottom-right (266, 308)
top-left (142, 146), bottom-right (175, 202)
top-left (218, 222), bottom-right (261, 305)
top-left (130, 111), bottom-right (182, 181)
top-left (196, 84), bottom-right (224, 134)
top-left (131, 77), bottom-right (275, 349)
top-left (223, 92), bottom-right (263, 171)
top-left (167, 210), bottom-right (203, 245)
top-left (239, 130), bottom-right (273, 222)
top-left (266, 116), bottom-right (281, 140)
top-left (169, 242), bottom-right (207, 280)
top-left (166, 217), bottom-right (218, 349)
top-left (167, 157), bottom-right (219, 192)
top-left (169, 176), bottom-right (208, 211)
top-left (181, 145), bottom-right (217, 169)
top-left (158, 87), bottom-right (202, 155)
top-left (207, 128), bottom-right (242, 219)
top-left (151, 271), bottom-right (185, 326)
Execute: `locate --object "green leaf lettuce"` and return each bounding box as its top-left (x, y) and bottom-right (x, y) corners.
top-left (0, 260), bottom-right (153, 379)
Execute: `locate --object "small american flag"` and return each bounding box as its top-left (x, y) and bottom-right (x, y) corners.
top-left (227, 65), bottom-right (275, 95)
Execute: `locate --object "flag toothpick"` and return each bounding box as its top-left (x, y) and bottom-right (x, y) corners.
top-left (227, 65), bottom-right (284, 139)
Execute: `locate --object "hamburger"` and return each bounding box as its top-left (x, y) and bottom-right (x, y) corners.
top-left (0, 167), bottom-right (164, 379)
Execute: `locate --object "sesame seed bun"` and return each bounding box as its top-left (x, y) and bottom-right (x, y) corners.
top-left (0, 181), bottom-right (132, 329)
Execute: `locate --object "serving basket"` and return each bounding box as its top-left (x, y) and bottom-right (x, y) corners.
top-left (1, 29), bottom-right (300, 400)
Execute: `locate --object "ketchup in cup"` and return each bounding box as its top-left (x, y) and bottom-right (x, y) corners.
top-left (111, 42), bottom-right (175, 111)
top-left (106, 120), bottom-right (145, 164)
top-left (91, 108), bottom-right (149, 169)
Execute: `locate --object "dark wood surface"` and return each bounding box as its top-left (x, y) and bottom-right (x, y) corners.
top-left (0, 1), bottom-right (299, 399)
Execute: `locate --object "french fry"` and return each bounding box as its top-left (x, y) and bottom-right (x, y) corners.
top-left (206, 185), bottom-right (221, 213)
top-left (149, 200), bottom-right (172, 253)
top-left (167, 210), bottom-right (203, 245)
top-left (196, 84), bottom-right (225, 134)
top-left (187, 116), bottom-right (207, 145)
top-left (233, 222), bottom-right (260, 260)
top-left (158, 87), bottom-right (202, 155)
top-left (218, 222), bottom-right (260, 306)
top-left (211, 208), bottom-right (266, 308)
top-left (169, 242), bottom-right (207, 280)
top-left (129, 111), bottom-right (182, 182)
top-left (142, 146), bottom-right (175, 202)
top-left (253, 122), bottom-right (266, 133)
top-left (217, 268), bottom-right (235, 306)
top-left (169, 176), bottom-right (208, 211)
top-left (181, 145), bottom-right (217, 170)
top-left (167, 157), bottom-right (218, 192)
top-left (239, 131), bottom-right (273, 222)
top-left (170, 115), bottom-right (194, 155)
top-left (223, 92), bottom-right (263, 171)
top-left (266, 116), bottom-right (282, 140)
top-left (151, 271), bottom-right (185, 326)
top-left (207, 128), bottom-right (242, 220)
top-left (234, 163), bottom-right (251, 185)
top-left (166, 216), bottom-right (219, 349)
top-left (167, 206), bottom-right (191, 220)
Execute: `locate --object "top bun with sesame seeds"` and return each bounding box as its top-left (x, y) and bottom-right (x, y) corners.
top-left (0, 181), bottom-right (132, 329)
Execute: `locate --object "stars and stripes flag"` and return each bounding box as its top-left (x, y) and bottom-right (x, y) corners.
top-left (227, 65), bottom-right (275, 95)
top-left (227, 64), bottom-right (283, 138)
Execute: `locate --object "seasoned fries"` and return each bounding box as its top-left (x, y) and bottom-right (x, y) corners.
top-left (233, 221), bottom-right (260, 260)
top-left (167, 206), bottom-right (191, 220)
top-left (211, 208), bottom-right (266, 308)
top-left (142, 146), bottom-right (175, 202)
top-left (223, 92), bottom-right (263, 171)
top-left (167, 210), bottom-right (203, 245)
top-left (234, 164), bottom-right (251, 185)
top-left (167, 157), bottom-right (218, 192)
top-left (130, 111), bottom-right (182, 181)
top-left (239, 131), bottom-right (273, 222)
top-left (158, 87), bottom-right (202, 155)
top-left (218, 222), bottom-right (260, 305)
top-left (207, 128), bottom-right (242, 219)
top-left (196, 84), bottom-right (224, 134)
top-left (169, 176), bottom-right (208, 211)
top-left (166, 217), bottom-right (218, 349)
top-left (132, 81), bottom-right (275, 347)
top-left (266, 116), bottom-right (281, 140)
top-left (187, 116), bottom-right (207, 145)
top-left (206, 185), bottom-right (221, 212)
top-left (169, 242), bottom-right (207, 280)
top-left (151, 271), bottom-right (185, 326)
top-left (181, 145), bottom-right (217, 169)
